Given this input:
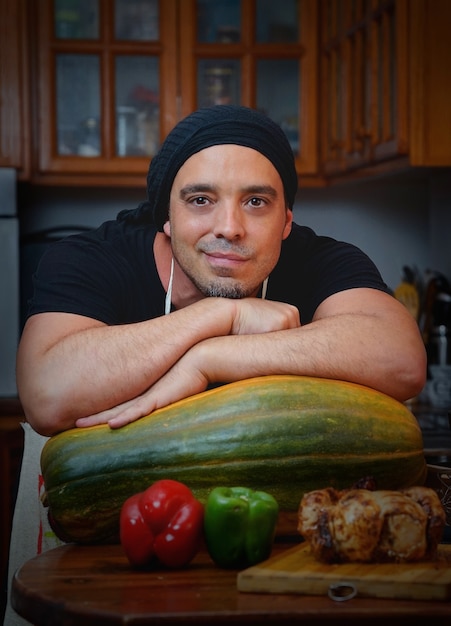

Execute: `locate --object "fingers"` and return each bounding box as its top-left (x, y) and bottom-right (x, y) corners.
top-left (108, 409), bottom-right (147, 429)
top-left (75, 395), bottom-right (151, 429)
top-left (232, 299), bottom-right (300, 335)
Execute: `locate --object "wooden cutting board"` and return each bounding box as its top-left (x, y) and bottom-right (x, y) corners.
top-left (237, 542), bottom-right (451, 601)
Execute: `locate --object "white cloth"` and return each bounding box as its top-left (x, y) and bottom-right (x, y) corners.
top-left (3, 423), bottom-right (64, 626)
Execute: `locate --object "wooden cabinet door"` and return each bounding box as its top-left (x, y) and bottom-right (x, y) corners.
top-left (33, 0), bottom-right (178, 185)
top-left (320, 0), bottom-right (408, 175)
top-left (0, 0), bottom-right (30, 176)
top-left (409, 0), bottom-right (451, 166)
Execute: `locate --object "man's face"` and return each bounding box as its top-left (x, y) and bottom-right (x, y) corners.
top-left (164, 144), bottom-right (293, 299)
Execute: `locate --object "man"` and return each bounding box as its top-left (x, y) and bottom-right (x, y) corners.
top-left (17, 105), bottom-right (426, 436)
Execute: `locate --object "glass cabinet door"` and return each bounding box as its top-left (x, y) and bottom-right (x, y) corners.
top-left (180, 0), bottom-right (317, 175)
top-left (53, 0), bottom-right (160, 160)
top-left (115, 55), bottom-right (160, 157)
top-left (37, 0), bottom-right (178, 180)
top-left (256, 59), bottom-right (300, 154)
top-left (196, 0), bottom-right (241, 107)
top-left (54, 0), bottom-right (101, 158)
top-left (255, 1), bottom-right (300, 154)
top-left (56, 54), bottom-right (101, 157)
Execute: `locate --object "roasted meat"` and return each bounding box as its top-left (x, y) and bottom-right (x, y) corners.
top-left (297, 485), bottom-right (445, 563)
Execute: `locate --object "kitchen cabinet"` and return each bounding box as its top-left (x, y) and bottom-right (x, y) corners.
top-left (29, 0), bottom-right (318, 186)
top-left (0, 0), bottom-right (30, 176)
top-left (320, 0), bottom-right (408, 175)
top-left (4, 0), bottom-right (449, 187)
top-left (33, 0), bottom-right (178, 186)
top-left (319, 0), bottom-right (451, 176)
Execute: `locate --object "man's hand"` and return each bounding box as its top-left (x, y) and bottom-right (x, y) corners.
top-left (230, 298), bottom-right (300, 335)
top-left (75, 347), bottom-right (210, 429)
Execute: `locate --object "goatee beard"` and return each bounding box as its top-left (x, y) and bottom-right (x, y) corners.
top-left (202, 281), bottom-right (249, 299)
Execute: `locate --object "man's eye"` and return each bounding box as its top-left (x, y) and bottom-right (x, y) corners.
top-left (249, 197), bottom-right (264, 207)
top-left (193, 196), bottom-right (208, 205)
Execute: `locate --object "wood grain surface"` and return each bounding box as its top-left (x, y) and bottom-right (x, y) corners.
top-left (10, 542), bottom-right (451, 625)
top-left (237, 543), bottom-right (451, 600)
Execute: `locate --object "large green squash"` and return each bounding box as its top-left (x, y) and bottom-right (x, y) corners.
top-left (40, 375), bottom-right (427, 544)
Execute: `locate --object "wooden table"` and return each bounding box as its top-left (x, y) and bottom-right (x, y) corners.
top-left (10, 541), bottom-right (451, 626)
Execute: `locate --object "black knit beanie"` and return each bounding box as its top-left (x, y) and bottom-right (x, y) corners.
top-left (118, 105), bottom-right (298, 230)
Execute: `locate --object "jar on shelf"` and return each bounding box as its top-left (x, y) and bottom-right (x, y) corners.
top-left (203, 66), bottom-right (234, 106)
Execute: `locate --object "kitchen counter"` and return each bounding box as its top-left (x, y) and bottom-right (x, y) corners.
top-left (11, 541), bottom-right (451, 626)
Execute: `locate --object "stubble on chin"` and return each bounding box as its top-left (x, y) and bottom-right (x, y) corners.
top-left (200, 280), bottom-right (250, 299)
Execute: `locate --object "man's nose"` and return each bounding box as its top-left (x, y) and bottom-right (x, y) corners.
top-left (212, 204), bottom-right (245, 239)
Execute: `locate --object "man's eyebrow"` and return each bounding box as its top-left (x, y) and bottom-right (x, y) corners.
top-left (179, 184), bottom-right (215, 198)
top-left (244, 185), bottom-right (278, 197)
top-left (179, 184), bottom-right (278, 198)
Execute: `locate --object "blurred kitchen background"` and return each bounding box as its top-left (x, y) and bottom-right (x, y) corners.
top-left (1, 3), bottom-right (450, 397)
top-left (1, 0), bottom-right (451, 604)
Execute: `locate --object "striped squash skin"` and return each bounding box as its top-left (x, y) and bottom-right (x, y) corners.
top-left (40, 375), bottom-right (427, 544)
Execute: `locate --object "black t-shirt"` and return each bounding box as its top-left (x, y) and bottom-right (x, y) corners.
top-left (27, 220), bottom-right (388, 326)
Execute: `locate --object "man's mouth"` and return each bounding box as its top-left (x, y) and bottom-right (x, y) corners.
top-left (204, 251), bottom-right (248, 269)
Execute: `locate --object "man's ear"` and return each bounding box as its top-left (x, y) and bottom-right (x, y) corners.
top-left (163, 220), bottom-right (171, 236)
top-left (282, 209), bottom-right (293, 240)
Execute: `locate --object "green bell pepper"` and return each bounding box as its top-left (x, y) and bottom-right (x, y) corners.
top-left (204, 486), bottom-right (279, 568)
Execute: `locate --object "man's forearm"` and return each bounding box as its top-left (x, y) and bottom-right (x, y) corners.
top-left (17, 299), bottom-right (237, 435)
top-left (199, 309), bottom-right (426, 402)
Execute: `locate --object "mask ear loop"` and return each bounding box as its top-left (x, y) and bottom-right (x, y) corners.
top-left (261, 276), bottom-right (269, 300)
top-left (165, 259), bottom-right (268, 314)
top-left (164, 257), bottom-right (174, 315)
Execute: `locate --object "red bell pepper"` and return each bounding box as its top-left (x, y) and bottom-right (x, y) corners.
top-left (120, 479), bottom-right (204, 568)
